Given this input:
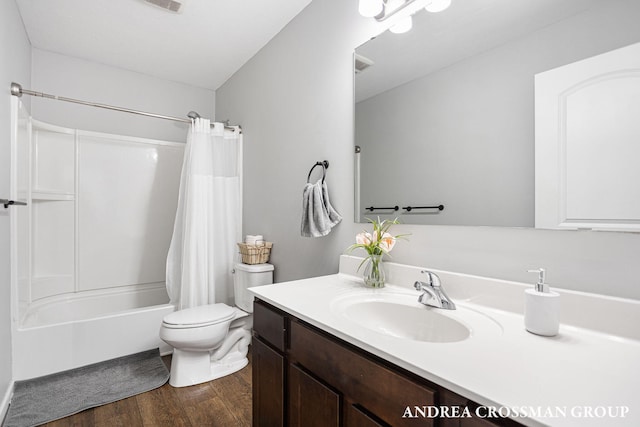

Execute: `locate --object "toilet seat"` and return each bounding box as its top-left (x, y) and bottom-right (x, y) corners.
top-left (162, 303), bottom-right (235, 329)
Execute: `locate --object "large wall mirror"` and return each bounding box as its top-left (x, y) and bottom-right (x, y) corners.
top-left (354, 0), bottom-right (640, 228)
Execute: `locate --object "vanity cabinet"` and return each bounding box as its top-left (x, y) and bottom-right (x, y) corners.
top-left (252, 299), bottom-right (520, 427)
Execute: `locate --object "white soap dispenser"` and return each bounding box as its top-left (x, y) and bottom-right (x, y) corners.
top-left (524, 268), bottom-right (560, 336)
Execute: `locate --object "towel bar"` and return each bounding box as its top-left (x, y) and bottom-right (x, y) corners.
top-left (2, 199), bottom-right (28, 209)
top-left (403, 205), bottom-right (444, 212)
top-left (365, 206), bottom-right (399, 212)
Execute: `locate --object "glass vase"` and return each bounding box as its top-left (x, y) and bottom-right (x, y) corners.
top-left (363, 254), bottom-right (385, 288)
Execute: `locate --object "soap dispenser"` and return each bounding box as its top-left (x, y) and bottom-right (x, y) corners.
top-left (524, 268), bottom-right (559, 336)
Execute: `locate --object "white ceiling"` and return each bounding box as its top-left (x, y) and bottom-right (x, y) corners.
top-left (16, 0), bottom-right (311, 90)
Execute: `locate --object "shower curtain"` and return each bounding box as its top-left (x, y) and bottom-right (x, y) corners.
top-left (166, 119), bottom-right (242, 310)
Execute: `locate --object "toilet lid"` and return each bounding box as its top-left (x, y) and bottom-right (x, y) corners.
top-left (163, 303), bottom-right (235, 328)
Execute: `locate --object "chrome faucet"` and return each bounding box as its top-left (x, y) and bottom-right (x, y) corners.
top-left (414, 270), bottom-right (456, 310)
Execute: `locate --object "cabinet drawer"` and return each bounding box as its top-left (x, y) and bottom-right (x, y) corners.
top-left (253, 300), bottom-right (287, 352)
top-left (289, 321), bottom-right (436, 427)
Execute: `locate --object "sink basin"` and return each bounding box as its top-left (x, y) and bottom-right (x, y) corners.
top-left (331, 291), bottom-right (502, 343)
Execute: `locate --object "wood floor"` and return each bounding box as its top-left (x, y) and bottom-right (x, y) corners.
top-left (42, 353), bottom-right (252, 427)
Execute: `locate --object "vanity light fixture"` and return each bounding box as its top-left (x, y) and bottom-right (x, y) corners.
top-left (425, 0), bottom-right (451, 13)
top-left (358, 0), bottom-right (452, 34)
top-left (387, 0), bottom-right (413, 33)
top-left (358, 0), bottom-right (384, 17)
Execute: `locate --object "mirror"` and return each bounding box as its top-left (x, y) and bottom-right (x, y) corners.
top-left (354, 0), bottom-right (640, 227)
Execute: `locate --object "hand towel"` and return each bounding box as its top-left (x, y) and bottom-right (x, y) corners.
top-left (321, 180), bottom-right (342, 228)
top-left (301, 179), bottom-right (342, 237)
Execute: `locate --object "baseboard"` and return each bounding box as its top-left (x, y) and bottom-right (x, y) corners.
top-left (0, 380), bottom-right (14, 425)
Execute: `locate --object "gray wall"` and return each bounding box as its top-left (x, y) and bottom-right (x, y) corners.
top-left (0, 0), bottom-right (31, 413)
top-left (216, 0), bottom-right (640, 300)
top-left (356, 56), bottom-right (534, 227)
top-left (215, 0), bottom-right (379, 283)
top-left (31, 49), bottom-right (215, 142)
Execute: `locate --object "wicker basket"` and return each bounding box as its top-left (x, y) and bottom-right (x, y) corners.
top-left (237, 242), bottom-right (273, 265)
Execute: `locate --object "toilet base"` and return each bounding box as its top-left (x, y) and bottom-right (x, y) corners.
top-left (168, 350), bottom-right (249, 387)
top-left (168, 326), bottom-right (252, 387)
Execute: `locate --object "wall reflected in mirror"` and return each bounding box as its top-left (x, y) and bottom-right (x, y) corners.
top-left (354, 0), bottom-right (640, 227)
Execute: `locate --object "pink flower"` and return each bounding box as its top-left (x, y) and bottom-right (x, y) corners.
top-left (356, 232), bottom-right (372, 245)
top-left (346, 217), bottom-right (408, 262)
top-left (379, 232), bottom-right (396, 253)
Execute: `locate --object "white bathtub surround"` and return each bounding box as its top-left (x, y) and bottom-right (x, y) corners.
top-left (250, 255), bottom-right (640, 427)
top-left (13, 298), bottom-right (175, 381)
top-left (18, 283), bottom-right (170, 328)
top-left (9, 100), bottom-right (182, 380)
top-left (11, 105), bottom-right (184, 305)
top-left (166, 119), bottom-right (243, 309)
top-left (12, 286), bottom-right (174, 380)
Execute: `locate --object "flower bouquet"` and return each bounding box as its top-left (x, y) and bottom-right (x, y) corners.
top-left (347, 217), bottom-right (408, 288)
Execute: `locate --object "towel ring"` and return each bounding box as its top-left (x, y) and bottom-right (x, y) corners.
top-left (307, 160), bottom-right (329, 183)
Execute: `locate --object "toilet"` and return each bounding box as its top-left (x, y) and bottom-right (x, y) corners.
top-left (159, 262), bottom-right (274, 387)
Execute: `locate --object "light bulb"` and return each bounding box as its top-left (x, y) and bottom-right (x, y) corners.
top-left (359, 0), bottom-right (383, 18)
top-left (389, 15), bottom-right (412, 34)
top-left (425, 0), bottom-right (451, 13)
top-left (386, 0), bottom-right (405, 13)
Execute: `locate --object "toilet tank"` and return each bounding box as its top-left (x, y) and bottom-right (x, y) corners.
top-left (233, 263), bottom-right (274, 312)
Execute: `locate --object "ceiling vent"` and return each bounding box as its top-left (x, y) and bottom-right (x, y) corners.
top-left (142, 0), bottom-right (185, 13)
top-left (354, 54), bottom-right (374, 74)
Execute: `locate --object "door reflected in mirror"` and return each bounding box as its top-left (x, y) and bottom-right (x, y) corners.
top-left (354, 0), bottom-right (640, 228)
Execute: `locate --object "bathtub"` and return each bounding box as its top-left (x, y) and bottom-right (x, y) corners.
top-left (12, 284), bottom-right (175, 380)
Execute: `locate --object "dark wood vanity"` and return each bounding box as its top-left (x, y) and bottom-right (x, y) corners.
top-left (252, 299), bottom-right (522, 427)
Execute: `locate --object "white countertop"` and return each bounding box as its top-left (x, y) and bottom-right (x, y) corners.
top-left (249, 256), bottom-right (640, 427)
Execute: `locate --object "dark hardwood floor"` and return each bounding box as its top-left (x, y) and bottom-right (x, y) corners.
top-left (42, 353), bottom-right (252, 427)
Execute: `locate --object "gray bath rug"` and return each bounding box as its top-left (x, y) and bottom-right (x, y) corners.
top-left (3, 348), bottom-right (169, 427)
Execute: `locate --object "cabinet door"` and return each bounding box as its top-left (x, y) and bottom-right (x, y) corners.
top-left (289, 364), bottom-right (341, 427)
top-left (345, 403), bottom-right (390, 427)
top-left (253, 338), bottom-right (285, 427)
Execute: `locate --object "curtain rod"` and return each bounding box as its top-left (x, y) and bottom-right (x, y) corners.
top-left (10, 82), bottom-right (241, 132)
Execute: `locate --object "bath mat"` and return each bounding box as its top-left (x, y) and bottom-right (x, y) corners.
top-left (3, 348), bottom-right (169, 427)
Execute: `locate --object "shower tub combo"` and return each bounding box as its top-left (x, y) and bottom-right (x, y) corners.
top-left (10, 99), bottom-right (182, 380)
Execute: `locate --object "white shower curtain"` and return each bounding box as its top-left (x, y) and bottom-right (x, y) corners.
top-left (166, 119), bottom-right (242, 310)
